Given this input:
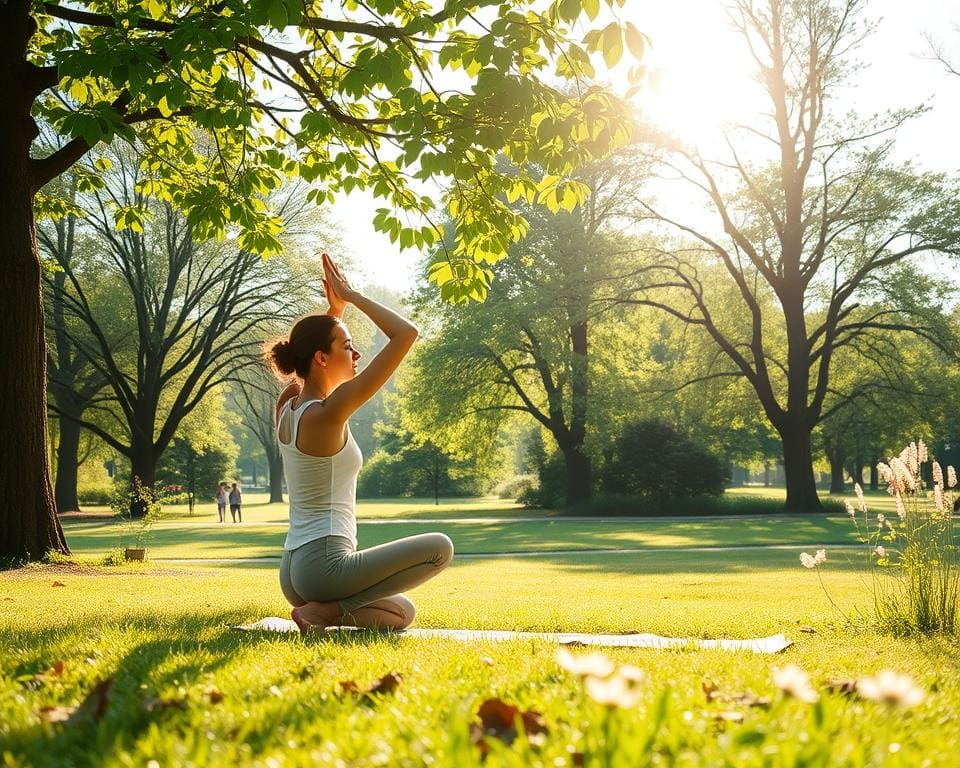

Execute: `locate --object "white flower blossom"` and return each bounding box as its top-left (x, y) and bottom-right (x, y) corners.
top-left (895, 493), bottom-right (906, 522)
top-left (772, 665), bottom-right (819, 704)
top-left (844, 500), bottom-right (856, 517)
top-left (875, 545), bottom-right (886, 558)
top-left (877, 462), bottom-right (894, 486)
top-left (933, 461), bottom-right (944, 488)
top-left (814, 549), bottom-right (827, 565)
top-left (855, 483), bottom-right (866, 513)
top-left (800, 552), bottom-right (818, 569)
top-left (556, 648), bottom-right (615, 679)
top-left (857, 670), bottom-right (925, 707)
top-left (584, 672), bottom-right (644, 708)
top-left (934, 485), bottom-right (944, 512)
top-left (917, 440), bottom-right (928, 465)
top-left (876, 513), bottom-right (885, 525)
top-left (948, 466), bottom-right (957, 489)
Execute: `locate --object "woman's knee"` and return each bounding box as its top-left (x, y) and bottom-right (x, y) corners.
top-left (431, 533), bottom-right (454, 568)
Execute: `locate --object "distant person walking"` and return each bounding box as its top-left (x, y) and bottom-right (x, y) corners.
top-left (268, 253), bottom-right (453, 634)
top-left (229, 483), bottom-right (242, 523)
top-left (216, 482), bottom-right (228, 523)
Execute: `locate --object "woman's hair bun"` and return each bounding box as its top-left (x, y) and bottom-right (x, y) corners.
top-left (268, 339), bottom-right (298, 376)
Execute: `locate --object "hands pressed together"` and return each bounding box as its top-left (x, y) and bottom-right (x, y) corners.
top-left (322, 253), bottom-right (357, 316)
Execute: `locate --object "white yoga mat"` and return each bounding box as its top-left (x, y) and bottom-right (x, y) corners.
top-left (232, 617), bottom-right (792, 654)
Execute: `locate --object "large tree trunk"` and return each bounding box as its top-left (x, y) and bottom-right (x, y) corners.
top-left (129, 441), bottom-right (158, 518)
top-left (561, 445), bottom-right (592, 505)
top-left (828, 443), bottom-right (846, 494)
top-left (0, 3), bottom-right (70, 561)
top-left (267, 448), bottom-right (284, 504)
top-left (54, 415), bottom-right (82, 513)
top-left (780, 427), bottom-right (822, 512)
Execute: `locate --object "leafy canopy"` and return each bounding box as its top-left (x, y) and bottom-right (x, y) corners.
top-left (31, 0), bottom-right (643, 301)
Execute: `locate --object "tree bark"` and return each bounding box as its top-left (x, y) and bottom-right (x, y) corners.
top-left (561, 445), bottom-right (592, 504)
top-left (54, 415), bottom-right (82, 513)
top-left (780, 426), bottom-right (822, 512)
top-left (869, 459), bottom-right (879, 491)
top-left (828, 445), bottom-right (846, 494)
top-left (0, 0), bottom-right (70, 560)
top-left (267, 448), bottom-right (284, 504)
top-left (128, 441), bottom-right (158, 518)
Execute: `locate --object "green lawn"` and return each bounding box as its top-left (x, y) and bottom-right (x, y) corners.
top-left (3, 496), bottom-right (954, 766)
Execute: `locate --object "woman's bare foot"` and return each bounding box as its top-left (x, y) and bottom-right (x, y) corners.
top-left (291, 601), bottom-right (342, 634)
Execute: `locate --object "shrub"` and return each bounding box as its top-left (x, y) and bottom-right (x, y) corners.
top-left (603, 420), bottom-right (729, 498)
top-left (77, 482), bottom-right (117, 506)
top-left (494, 475), bottom-right (538, 501)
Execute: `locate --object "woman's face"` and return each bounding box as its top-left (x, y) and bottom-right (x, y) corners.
top-left (319, 322), bottom-right (361, 383)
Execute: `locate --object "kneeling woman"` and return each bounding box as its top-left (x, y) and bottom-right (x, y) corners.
top-left (268, 253), bottom-right (453, 633)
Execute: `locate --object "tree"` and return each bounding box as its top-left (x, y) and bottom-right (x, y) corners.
top-left (630, 0), bottom-right (960, 510)
top-left (3, 0), bottom-right (637, 559)
top-left (42, 149), bottom-right (298, 516)
top-left (231, 362), bottom-right (287, 504)
top-left (407, 153), bottom-right (650, 503)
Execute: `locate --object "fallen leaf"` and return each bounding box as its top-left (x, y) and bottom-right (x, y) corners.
top-left (144, 696), bottom-right (186, 713)
top-left (3, 596), bottom-right (14, 601)
top-left (68, 678), bottom-right (113, 723)
top-left (367, 672), bottom-right (401, 695)
top-left (470, 698), bottom-right (549, 756)
top-left (50, 661), bottom-right (66, 677)
top-left (52, 581), bottom-right (66, 587)
top-left (207, 689), bottom-right (225, 704)
top-left (339, 673), bottom-right (402, 697)
top-left (825, 678), bottom-right (858, 696)
top-left (799, 626), bottom-right (817, 634)
top-left (37, 705), bottom-right (74, 723)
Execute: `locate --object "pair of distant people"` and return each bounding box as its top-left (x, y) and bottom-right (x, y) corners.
top-left (216, 482), bottom-right (243, 523)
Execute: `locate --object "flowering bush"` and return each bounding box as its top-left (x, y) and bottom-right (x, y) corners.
top-left (802, 440), bottom-right (959, 636)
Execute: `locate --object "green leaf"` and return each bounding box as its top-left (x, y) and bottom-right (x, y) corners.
top-left (601, 23), bottom-right (623, 69)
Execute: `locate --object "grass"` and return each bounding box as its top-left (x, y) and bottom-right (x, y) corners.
top-left (3, 495), bottom-right (956, 766)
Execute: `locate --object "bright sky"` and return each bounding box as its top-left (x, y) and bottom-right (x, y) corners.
top-left (334, 0), bottom-right (960, 293)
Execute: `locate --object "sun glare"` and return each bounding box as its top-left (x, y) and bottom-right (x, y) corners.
top-left (628, 2), bottom-right (766, 150)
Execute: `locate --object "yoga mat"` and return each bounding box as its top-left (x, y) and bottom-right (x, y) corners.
top-left (232, 617), bottom-right (792, 654)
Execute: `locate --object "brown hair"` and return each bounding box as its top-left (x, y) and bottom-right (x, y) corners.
top-left (267, 314), bottom-right (341, 379)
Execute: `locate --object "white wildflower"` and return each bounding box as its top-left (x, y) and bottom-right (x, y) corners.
top-left (934, 485), bottom-right (944, 512)
top-left (948, 465), bottom-right (957, 489)
top-left (877, 513), bottom-right (885, 525)
top-left (814, 549), bottom-right (827, 565)
top-left (585, 672), bottom-right (644, 708)
top-left (917, 440), bottom-right (928, 465)
top-left (800, 552), bottom-right (818, 569)
top-left (903, 443), bottom-right (918, 477)
top-left (895, 493), bottom-right (906, 522)
top-left (874, 545), bottom-right (886, 558)
top-left (890, 457), bottom-right (916, 493)
top-left (772, 665), bottom-right (819, 704)
top-left (616, 665), bottom-right (646, 686)
top-left (844, 500), bottom-right (856, 517)
top-left (877, 462), bottom-right (894, 487)
top-left (556, 648), bottom-right (615, 679)
top-left (857, 670), bottom-right (925, 707)
top-left (855, 483), bottom-right (866, 513)
top-left (933, 461), bottom-right (944, 488)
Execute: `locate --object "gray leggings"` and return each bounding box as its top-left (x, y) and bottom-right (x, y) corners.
top-left (279, 533), bottom-right (454, 618)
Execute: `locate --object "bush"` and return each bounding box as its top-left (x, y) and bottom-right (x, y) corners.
top-left (565, 493), bottom-right (845, 517)
top-left (603, 420), bottom-right (728, 498)
top-left (494, 475), bottom-right (538, 500)
top-left (77, 482), bottom-right (117, 506)
top-left (518, 452), bottom-right (567, 508)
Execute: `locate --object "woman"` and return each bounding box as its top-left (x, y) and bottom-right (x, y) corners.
top-left (216, 482), bottom-right (228, 523)
top-left (268, 253), bottom-right (453, 633)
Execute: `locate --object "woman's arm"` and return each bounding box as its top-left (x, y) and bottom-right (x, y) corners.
top-left (323, 254), bottom-right (418, 418)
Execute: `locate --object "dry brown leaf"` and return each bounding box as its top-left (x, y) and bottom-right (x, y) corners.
top-left (470, 698), bottom-right (549, 756)
top-left (49, 661), bottom-right (66, 677)
top-left (207, 689), bottom-right (225, 704)
top-left (339, 680), bottom-right (361, 694)
top-left (68, 678), bottom-right (113, 723)
top-left (339, 673), bottom-right (402, 697)
top-left (37, 705), bottom-right (75, 723)
top-left (798, 626), bottom-right (817, 634)
top-left (825, 678), bottom-right (858, 696)
top-left (51, 581), bottom-right (66, 587)
top-left (144, 697), bottom-right (186, 713)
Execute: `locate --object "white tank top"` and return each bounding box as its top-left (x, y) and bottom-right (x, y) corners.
top-left (277, 399), bottom-right (363, 551)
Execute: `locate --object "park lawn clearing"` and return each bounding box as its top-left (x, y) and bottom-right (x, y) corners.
top-left (59, 515), bottom-right (863, 561)
top-left (2, 549), bottom-right (958, 766)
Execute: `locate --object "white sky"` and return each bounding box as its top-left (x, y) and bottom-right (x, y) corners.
top-left (333, 0), bottom-right (960, 293)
